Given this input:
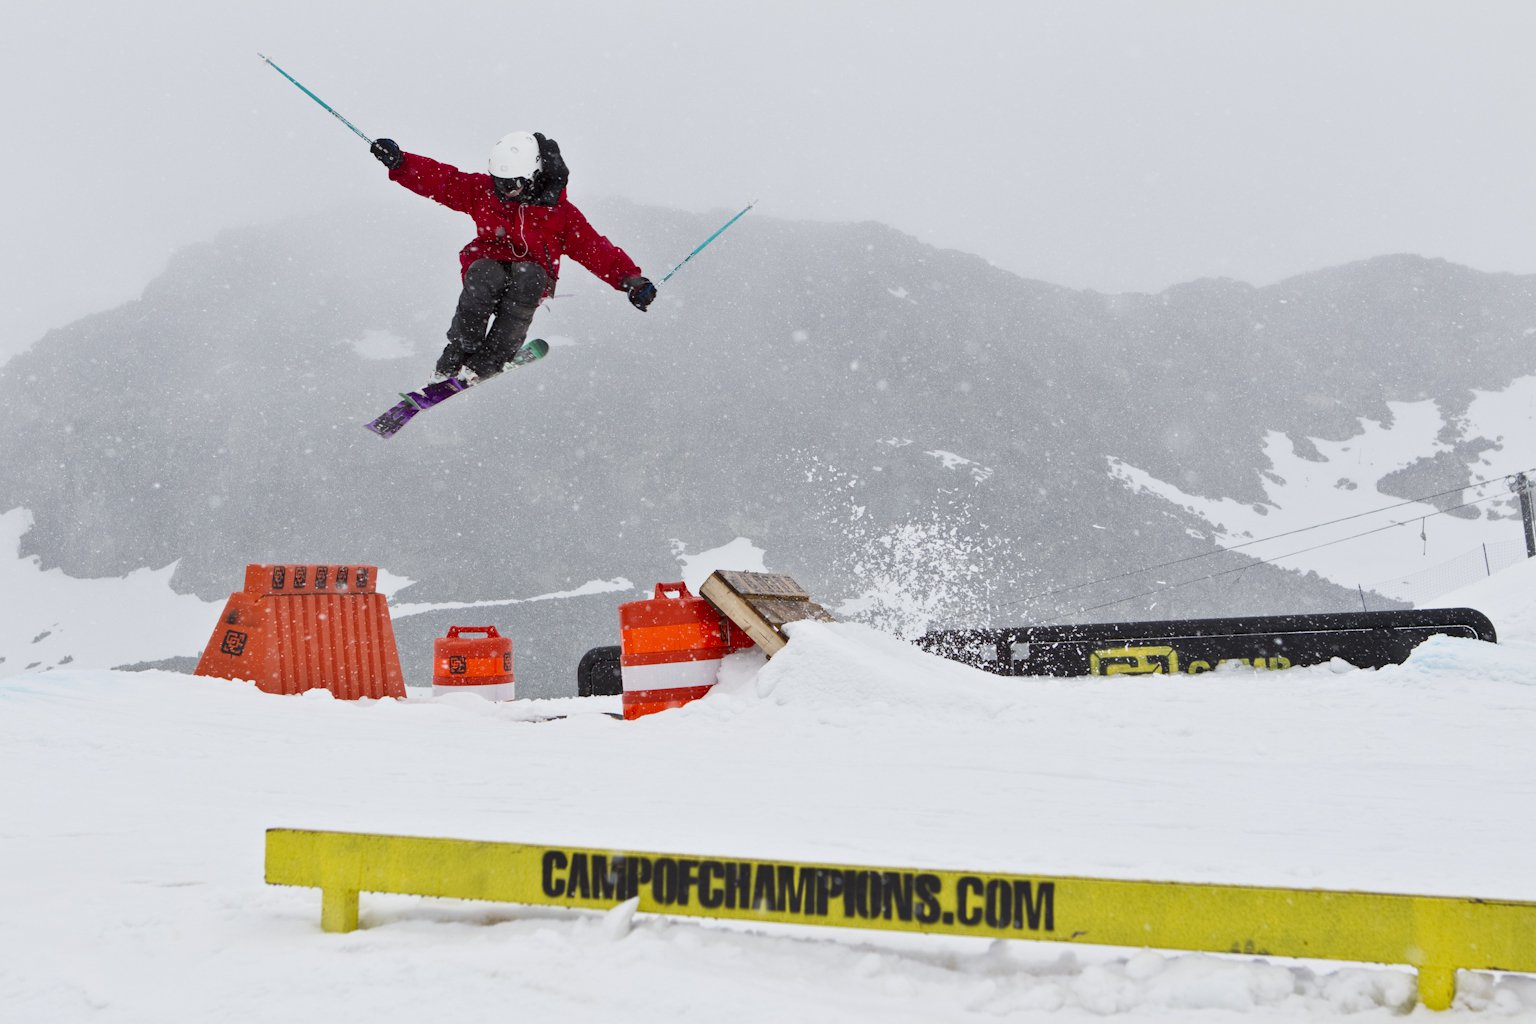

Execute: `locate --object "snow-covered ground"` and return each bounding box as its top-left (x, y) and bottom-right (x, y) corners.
top-left (1111, 373), bottom-right (1536, 601)
top-left (3, 539), bottom-right (1536, 1019)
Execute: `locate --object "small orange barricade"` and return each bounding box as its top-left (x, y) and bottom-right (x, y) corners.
top-left (618, 582), bottom-right (754, 720)
top-left (194, 563), bottom-right (406, 700)
top-left (432, 626), bottom-right (515, 701)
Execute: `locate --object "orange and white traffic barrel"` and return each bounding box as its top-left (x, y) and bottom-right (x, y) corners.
top-left (433, 626), bottom-right (515, 701)
top-left (618, 582), bottom-right (754, 720)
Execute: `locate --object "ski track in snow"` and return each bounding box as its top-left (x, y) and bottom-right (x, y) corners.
top-left (3, 550), bottom-right (1536, 1018)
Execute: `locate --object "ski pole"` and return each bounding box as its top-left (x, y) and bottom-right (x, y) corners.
top-left (659, 199), bottom-right (757, 284)
top-left (257, 52), bottom-right (374, 146)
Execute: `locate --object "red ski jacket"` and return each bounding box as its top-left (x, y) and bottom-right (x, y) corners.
top-left (388, 151), bottom-right (641, 294)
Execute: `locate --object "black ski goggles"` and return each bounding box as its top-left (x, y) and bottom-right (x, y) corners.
top-left (492, 176), bottom-right (532, 201)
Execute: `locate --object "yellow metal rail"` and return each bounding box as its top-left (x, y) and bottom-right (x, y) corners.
top-left (266, 829), bottom-right (1536, 1010)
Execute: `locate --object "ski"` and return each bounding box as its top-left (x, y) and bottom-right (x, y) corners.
top-left (365, 338), bottom-right (550, 438)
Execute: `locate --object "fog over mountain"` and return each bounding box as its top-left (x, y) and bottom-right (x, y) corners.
top-left (5, 201), bottom-right (1534, 686)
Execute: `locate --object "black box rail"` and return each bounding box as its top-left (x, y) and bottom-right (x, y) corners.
top-left (916, 608), bottom-right (1496, 677)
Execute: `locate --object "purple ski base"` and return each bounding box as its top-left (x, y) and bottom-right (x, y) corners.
top-left (365, 378), bottom-right (470, 438)
top-left (364, 338), bottom-right (549, 439)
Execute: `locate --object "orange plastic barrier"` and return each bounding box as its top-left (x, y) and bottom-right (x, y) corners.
top-left (194, 564), bottom-right (406, 700)
top-left (432, 626), bottom-right (515, 701)
top-left (619, 582), bottom-right (754, 720)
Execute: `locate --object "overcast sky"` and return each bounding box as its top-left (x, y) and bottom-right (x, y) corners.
top-left (4, 1), bottom-right (1536, 364)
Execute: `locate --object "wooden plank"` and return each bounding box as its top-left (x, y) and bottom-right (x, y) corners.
top-left (699, 571), bottom-right (835, 656)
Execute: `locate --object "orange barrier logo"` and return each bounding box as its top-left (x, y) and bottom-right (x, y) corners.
top-left (194, 563), bottom-right (406, 700)
top-left (432, 626), bottom-right (515, 701)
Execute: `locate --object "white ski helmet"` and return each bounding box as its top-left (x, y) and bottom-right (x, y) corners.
top-left (488, 131), bottom-right (541, 180)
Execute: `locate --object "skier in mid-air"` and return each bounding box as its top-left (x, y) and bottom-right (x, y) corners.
top-left (369, 131), bottom-right (657, 381)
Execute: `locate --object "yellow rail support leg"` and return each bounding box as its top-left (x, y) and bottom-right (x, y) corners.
top-left (321, 886), bottom-right (359, 934)
top-left (1417, 966), bottom-right (1457, 1011)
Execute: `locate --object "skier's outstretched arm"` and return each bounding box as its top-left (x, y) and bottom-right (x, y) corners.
top-left (370, 139), bottom-right (480, 214)
top-left (563, 204), bottom-right (656, 311)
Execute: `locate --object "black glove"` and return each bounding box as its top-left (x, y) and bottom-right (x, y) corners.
top-left (624, 276), bottom-right (657, 312)
top-left (371, 138), bottom-right (403, 170)
top-left (529, 133), bottom-right (569, 206)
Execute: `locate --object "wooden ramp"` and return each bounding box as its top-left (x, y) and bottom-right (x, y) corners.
top-left (698, 570), bottom-right (836, 656)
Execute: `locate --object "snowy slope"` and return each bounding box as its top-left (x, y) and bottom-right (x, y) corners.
top-left (3, 559), bottom-right (1536, 1019)
top-left (0, 507), bottom-right (759, 687)
top-left (1111, 373), bottom-right (1536, 601)
top-left (0, 508), bottom-right (218, 674)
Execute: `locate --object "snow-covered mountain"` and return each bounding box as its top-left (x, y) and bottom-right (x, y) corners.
top-left (4, 202), bottom-right (1535, 690)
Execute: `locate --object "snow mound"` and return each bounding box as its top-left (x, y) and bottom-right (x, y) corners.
top-left (709, 620), bottom-right (1016, 719)
top-left (1427, 551), bottom-right (1536, 644)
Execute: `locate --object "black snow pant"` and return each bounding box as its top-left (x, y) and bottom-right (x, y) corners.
top-left (440, 258), bottom-right (549, 379)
